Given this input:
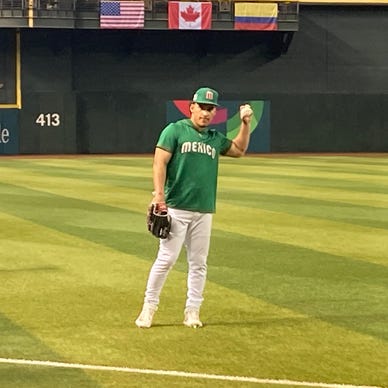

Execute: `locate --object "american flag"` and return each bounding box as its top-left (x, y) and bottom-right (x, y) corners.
top-left (100, 1), bottom-right (145, 29)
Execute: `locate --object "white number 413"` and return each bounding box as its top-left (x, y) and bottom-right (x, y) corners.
top-left (35, 113), bottom-right (61, 127)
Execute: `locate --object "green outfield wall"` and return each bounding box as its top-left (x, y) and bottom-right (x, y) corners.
top-left (1, 5), bottom-right (387, 154)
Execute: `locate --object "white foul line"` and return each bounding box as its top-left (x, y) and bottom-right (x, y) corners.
top-left (0, 357), bottom-right (384, 388)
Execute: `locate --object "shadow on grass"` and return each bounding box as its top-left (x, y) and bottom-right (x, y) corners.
top-left (0, 314), bottom-right (101, 387)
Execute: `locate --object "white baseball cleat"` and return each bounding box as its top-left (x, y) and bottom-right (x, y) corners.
top-left (135, 303), bottom-right (158, 328)
top-left (183, 308), bottom-right (203, 328)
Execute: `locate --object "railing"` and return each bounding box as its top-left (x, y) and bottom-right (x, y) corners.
top-left (0, 0), bottom-right (22, 9)
top-left (0, 0), bottom-right (299, 30)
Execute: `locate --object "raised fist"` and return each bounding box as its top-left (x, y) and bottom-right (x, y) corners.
top-left (240, 104), bottom-right (253, 124)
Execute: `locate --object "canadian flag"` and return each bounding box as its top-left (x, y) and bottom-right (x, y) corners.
top-left (168, 1), bottom-right (212, 30)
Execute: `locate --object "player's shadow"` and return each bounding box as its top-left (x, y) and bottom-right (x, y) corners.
top-left (201, 316), bottom-right (307, 328)
top-left (143, 316), bottom-right (306, 329)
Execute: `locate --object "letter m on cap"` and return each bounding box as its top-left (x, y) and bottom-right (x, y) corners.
top-left (206, 91), bottom-right (213, 100)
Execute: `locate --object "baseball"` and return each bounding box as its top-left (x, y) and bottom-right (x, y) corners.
top-left (240, 104), bottom-right (253, 120)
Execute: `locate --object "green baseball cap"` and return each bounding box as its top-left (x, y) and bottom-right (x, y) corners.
top-left (192, 87), bottom-right (219, 106)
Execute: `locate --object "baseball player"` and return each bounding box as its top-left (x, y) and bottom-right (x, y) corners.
top-left (136, 87), bottom-right (253, 328)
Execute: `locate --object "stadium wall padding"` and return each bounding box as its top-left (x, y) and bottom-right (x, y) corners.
top-left (6, 5), bottom-right (388, 153)
top-left (0, 29), bottom-right (17, 105)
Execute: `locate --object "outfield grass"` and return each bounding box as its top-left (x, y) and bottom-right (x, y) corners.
top-left (0, 155), bottom-right (387, 388)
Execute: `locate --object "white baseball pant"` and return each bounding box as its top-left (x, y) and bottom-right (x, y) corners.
top-left (143, 208), bottom-right (213, 310)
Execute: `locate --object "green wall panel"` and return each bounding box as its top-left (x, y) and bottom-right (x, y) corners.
top-left (14, 6), bottom-right (388, 153)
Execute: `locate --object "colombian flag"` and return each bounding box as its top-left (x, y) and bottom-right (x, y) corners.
top-left (234, 3), bottom-right (278, 31)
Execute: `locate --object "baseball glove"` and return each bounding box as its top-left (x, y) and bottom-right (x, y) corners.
top-left (147, 203), bottom-right (171, 239)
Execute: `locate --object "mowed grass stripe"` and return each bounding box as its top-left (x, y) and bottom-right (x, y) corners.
top-left (0, 157), bottom-right (152, 198)
top-left (220, 156), bottom-right (388, 193)
top-left (219, 158), bottom-right (388, 204)
top-left (0, 358), bottom-right (385, 388)
top-left (2, 180), bottom-right (386, 343)
top-left (0, 166), bottom-right (150, 214)
top-left (1, 157), bottom-right (388, 386)
top-left (2, 159), bottom-right (387, 265)
top-left (220, 156), bottom-right (388, 182)
top-left (221, 155), bottom-right (388, 170)
top-left (0, 182), bottom-right (156, 262)
top-left (0, 212), bottom-right (148, 386)
top-left (3, 156), bottom-right (387, 209)
top-left (1, 171), bottom-right (386, 267)
top-left (207, 229), bottom-right (388, 341)
top-left (0, 157), bottom-right (152, 181)
top-left (0, 158), bottom-right (151, 188)
top-left (2, 184), bottom-right (387, 340)
top-left (214, 203), bottom-right (387, 266)
top-left (219, 175), bottom-right (388, 208)
top-left (218, 190), bottom-right (388, 230)
top-left (1, 212), bottom-right (387, 386)
top-left (1, 156), bottom-right (387, 268)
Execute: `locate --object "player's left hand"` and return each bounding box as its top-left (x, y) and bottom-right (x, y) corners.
top-left (240, 104), bottom-right (253, 124)
top-left (146, 203), bottom-right (171, 239)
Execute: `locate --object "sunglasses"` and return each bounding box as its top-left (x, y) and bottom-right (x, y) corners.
top-left (197, 103), bottom-right (216, 112)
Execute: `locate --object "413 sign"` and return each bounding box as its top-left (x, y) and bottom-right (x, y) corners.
top-left (35, 113), bottom-right (61, 127)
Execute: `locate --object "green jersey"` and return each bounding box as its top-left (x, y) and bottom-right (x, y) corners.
top-left (157, 118), bottom-right (232, 213)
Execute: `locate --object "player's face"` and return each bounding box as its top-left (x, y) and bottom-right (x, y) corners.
top-left (190, 103), bottom-right (217, 130)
